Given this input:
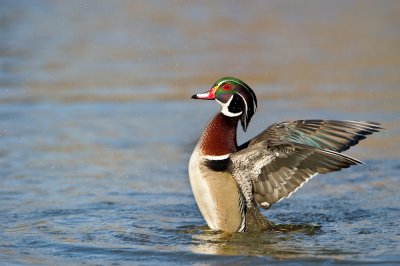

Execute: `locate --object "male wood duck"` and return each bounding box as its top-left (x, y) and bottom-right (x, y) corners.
top-left (189, 77), bottom-right (382, 233)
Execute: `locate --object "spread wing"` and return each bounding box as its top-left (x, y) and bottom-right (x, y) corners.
top-left (229, 141), bottom-right (362, 209)
top-left (230, 120), bottom-right (382, 209)
top-left (241, 120), bottom-right (382, 152)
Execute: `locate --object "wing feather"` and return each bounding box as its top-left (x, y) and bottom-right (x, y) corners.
top-left (245, 120), bottom-right (382, 152)
top-left (230, 120), bottom-right (381, 209)
top-left (230, 141), bottom-right (363, 209)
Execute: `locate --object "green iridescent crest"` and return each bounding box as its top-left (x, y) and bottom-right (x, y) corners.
top-left (213, 77), bottom-right (258, 131)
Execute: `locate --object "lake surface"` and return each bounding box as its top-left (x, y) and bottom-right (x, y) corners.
top-left (1, 1), bottom-right (399, 265)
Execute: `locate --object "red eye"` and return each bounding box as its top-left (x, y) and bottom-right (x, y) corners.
top-left (222, 84), bottom-right (231, 91)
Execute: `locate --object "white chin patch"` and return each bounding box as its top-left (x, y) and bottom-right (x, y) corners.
top-left (216, 96), bottom-right (242, 117)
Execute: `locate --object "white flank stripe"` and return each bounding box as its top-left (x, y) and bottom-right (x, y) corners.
top-left (203, 154), bottom-right (230, 160)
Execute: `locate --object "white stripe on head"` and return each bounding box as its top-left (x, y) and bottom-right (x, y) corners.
top-left (217, 78), bottom-right (247, 89)
top-left (216, 95), bottom-right (242, 117)
top-left (236, 91), bottom-right (248, 119)
top-left (217, 78), bottom-right (256, 113)
top-left (236, 91), bottom-right (251, 131)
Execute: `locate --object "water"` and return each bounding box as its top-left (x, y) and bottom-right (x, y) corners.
top-left (1, 1), bottom-right (399, 265)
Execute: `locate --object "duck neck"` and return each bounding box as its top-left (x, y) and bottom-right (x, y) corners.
top-left (198, 112), bottom-right (239, 156)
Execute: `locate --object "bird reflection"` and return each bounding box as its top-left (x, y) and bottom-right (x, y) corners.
top-left (182, 223), bottom-right (322, 258)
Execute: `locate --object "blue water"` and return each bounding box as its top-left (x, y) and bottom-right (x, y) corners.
top-left (1, 1), bottom-right (400, 265)
top-left (0, 101), bottom-right (398, 265)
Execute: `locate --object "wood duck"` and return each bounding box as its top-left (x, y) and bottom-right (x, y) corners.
top-left (188, 77), bottom-right (382, 233)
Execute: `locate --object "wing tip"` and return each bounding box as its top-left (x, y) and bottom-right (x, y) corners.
top-left (340, 120), bottom-right (384, 132)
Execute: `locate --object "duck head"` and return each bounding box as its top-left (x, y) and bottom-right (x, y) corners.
top-left (192, 77), bottom-right (258, 131)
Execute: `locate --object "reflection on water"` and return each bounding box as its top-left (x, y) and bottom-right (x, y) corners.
top-left (189, 225), bottom-right (321, 257)
top-left (1, 0), bottom-right (399, 265)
